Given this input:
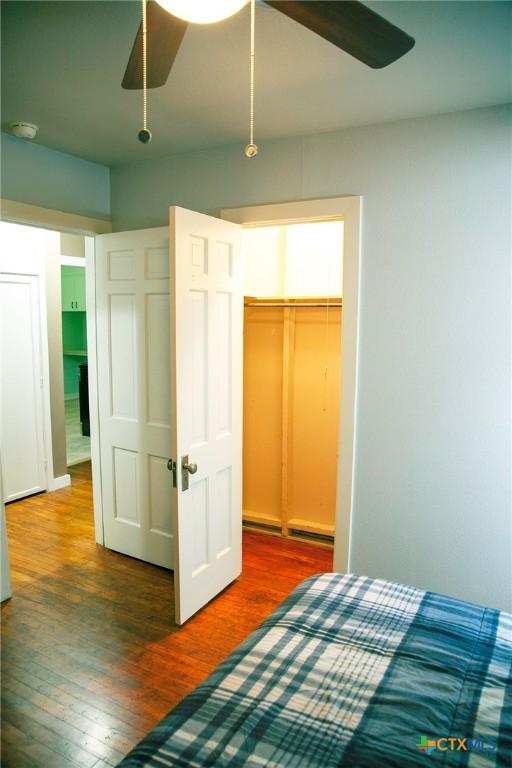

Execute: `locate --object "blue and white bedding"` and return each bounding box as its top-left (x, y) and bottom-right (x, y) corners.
top-left (118, 573), bottom-right (512, 767)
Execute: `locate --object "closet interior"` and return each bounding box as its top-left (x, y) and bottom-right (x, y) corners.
top-left (242, 220), bottom-right (344, 543)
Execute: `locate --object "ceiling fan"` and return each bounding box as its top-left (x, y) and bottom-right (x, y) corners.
top-left (122, 0), bottom-right (415, 90)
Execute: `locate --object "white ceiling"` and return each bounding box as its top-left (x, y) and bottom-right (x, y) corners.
top-left (1, 1), bottom-right (511, 166)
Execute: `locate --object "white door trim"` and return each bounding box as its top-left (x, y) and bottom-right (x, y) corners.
top-left (1, 469), bottom-right (11, 602)
top-left (48, 473), bottom-right (72, 491)
top-left (85, 237), bottom-right (104, 545)
top-left (220, 196), bottom-right (362, 572)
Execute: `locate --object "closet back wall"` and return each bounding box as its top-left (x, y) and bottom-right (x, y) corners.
top-left (243, 303), bottom-right (342, 539)
top-left (242, 220), bottom-right (344, 540)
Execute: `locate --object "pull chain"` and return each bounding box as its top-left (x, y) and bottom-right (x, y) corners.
top-left (245, 0), bottom-right (257, 158)
top-left (138, 0), bottom-right (152, 144)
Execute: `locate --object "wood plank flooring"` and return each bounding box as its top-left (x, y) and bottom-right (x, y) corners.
top-left (1, 462), bottom-right (333, 767)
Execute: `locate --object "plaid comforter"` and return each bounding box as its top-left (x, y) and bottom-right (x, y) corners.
top-left (118, 573), bottom-right (512, 767)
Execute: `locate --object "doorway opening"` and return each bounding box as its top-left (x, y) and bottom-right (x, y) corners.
top-left (61, 251), bottom-right (91, 467)
top-left (241, 220), bottom-right (343, 557)
top-left (89, 199), bottom-right (359, 623)
top-left (2, 196), bottom-right (360, 624)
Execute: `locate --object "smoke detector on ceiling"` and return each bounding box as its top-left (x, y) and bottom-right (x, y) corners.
top-left (10, 122), bottom-right (38, 140)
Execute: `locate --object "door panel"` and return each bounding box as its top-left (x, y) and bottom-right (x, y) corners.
top-left (171, 207), bottom-right (242, 624)
top-left (0, 274), bottom-right (47, 502)
top-left (96, 228), bottom-right (174, 568)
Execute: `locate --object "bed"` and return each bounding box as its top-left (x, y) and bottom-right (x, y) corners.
top-left (117, 573), bottom-right (511, 767)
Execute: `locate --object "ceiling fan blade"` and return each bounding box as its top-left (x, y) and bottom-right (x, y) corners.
top-left (122, 1), bottom-right (188, 89)
top-left (265, 1), bottom-right (415, 69)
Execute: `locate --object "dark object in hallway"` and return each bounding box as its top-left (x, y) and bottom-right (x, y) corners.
top-left (78, 362), bottom-right (90, 436)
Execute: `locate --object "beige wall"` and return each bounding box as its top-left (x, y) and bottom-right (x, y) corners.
top-left (45, 251), bottom-right (67, 477)
top-left (60, 232), bottom-right (85, 258)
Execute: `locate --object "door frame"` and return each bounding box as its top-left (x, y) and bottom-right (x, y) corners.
top-left (1, 195), bottom-right (361, 570)
top-left (221, 196), bottom-right (361, 571)
top-left (0, 200), bottom-right (110, 543)
top-left (84, 237), bottom-right (104, 544)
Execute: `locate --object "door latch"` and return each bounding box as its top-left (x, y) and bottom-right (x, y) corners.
top-left (181, 455), bottom-right (197, 492)
top-left (167, 458), bottom-right (177, 488)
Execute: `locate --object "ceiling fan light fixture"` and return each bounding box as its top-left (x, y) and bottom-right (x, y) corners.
top-left (155, 0), bottom-right (249, 24)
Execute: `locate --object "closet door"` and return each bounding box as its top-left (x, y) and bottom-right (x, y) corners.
top-left (95, 227), bottom-right (175, 569)
top-left (95, 209), bottom-right (243, 627)
top-left (0, 273), bottom-right (47, 502)
top-left (171, 207), bottom-right (243, 625)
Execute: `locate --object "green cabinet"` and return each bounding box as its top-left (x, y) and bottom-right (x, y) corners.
top-left (61, 265), bottom-right (86, 311)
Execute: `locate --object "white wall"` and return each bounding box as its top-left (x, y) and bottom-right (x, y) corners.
top-left (243, 226), bottom-right (284, 296)
top-left (284, 221), bottom-right (343, 297)
top-left (60, 232), bottom-right (85, 258)
top-left (111, 105), bottom-right (512, 611)
top-left (243, 220), bottom-right (343, 297)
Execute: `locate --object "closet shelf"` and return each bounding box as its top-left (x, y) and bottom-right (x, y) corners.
top-left (244, 296), bottom-right (342, 308)
top-left (63, 349), bottom-right (88, 357)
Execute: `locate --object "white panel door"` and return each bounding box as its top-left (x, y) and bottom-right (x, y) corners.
top-left (171, 206), bottom-right (243, 624)
top-left (0, 274), bottom-right (47, 502)
top-left (96, 228), bottom-right (174, 568)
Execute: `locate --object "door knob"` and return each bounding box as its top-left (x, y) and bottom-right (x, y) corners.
top-left (181, 455), bottom-right (197, 491)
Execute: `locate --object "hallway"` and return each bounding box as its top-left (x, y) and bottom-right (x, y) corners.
top-left (65, 398), bottom-right (90, 466)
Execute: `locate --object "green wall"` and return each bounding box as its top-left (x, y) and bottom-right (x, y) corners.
top-left (62, 312), bottom-right (87, 397)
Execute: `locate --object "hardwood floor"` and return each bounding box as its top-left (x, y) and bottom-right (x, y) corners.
top-left (1, 462), bottom-right (333, 767)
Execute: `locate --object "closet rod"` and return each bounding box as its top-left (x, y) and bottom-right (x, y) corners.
top-left (244, 301), bottom-right (342, 308)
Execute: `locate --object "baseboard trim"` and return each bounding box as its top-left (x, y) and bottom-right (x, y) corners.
top-left (49, 474), bottom-right (71, 491)
top-left (66, 457), bottom-right (91, 467)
